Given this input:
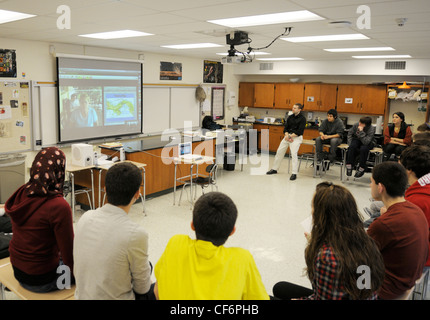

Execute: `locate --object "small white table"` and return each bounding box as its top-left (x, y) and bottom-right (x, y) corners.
top-left (173, 155), bottom-right (215, 207)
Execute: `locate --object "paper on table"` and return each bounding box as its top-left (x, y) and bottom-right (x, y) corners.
top-left (300, 216), bottom-right (313, 234)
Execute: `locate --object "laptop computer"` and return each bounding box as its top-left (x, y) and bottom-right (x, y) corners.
top-left (178, 142), bottom-right (202, 160)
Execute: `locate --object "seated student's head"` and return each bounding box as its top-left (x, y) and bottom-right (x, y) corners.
top-left (417, 122), bottom-right (430, 132)
top-left (413, 131), bottom-right (430, 144)
top-left (327, 109), bottom-right (338, 121)
top-left (105, 162), bottom-right (142, 206)
top-left (192, 192), bottom-right (237, 246)
top-left (27, 147), bottom-right (66, 197)
top-left (400, 145), bottom-right (430, 180)
top-left (359, 116), bottom-right (372, 127)
top-left (371, 162), bottom-right (408, 200)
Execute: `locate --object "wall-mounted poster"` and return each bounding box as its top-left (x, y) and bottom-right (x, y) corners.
top-left (0, 49), bottom-right (17, 78)
top-left (203, 60), bottom-right (223, 83)
top-left (160, 61), bottom-right (182, 80)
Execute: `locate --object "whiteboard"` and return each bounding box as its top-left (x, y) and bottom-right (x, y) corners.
top-left (143, 86), bottom-right (170, 135)
top-left (142, 85), bottom-right (200, 135)
top-left (170, 87), bottom-right (200, 130)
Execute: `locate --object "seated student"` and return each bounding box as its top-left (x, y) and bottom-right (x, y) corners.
top-left (367, 162), bottom-right (429, 300)
top-left (315, 108), bottom-right (345, 164)
top-left (272, 182), bottom-right (385, 300)
top-left (382, 112), bottom-right (412, 161)
top-left (74, 162), bottom-right (152, 300)
top-left (399, 145), bottom-right (430, 270)
top-left (416, 122), bottom-right (430, 132)
top-left (154, 192), bottom-right (269, 300)
top-left (346, 116), bottom-right (376, 179)
top-left (5, 147), bottom-right (74, 293)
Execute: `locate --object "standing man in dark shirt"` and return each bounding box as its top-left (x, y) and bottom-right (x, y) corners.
top-left (267, 103), bottom-right (306, 180)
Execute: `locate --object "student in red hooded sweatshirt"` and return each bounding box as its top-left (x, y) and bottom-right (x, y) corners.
top-left (400, 144), bottom-right (430, 270)
top-left (5, 147), bottom-right (74, 293)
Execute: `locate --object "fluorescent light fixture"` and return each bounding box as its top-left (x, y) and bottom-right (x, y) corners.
top-left (208, 10), bottom-right (324, 28)
top-left (216, 52), bottom-right (270, 56)
top-left (79, 30), bottom-right (153, 39)
top-left (352, 54), bottom-right (412, 59)
top-left (324, 47), bottom-right (395, 52)
top-left (162, 43), bottom-right (223, 49)
top-left (0, 9), bottom-right (35, 24)
top-left (257, 57), bottom-right (303, 61)
top-left (283, 33), bottom-right (369, 42)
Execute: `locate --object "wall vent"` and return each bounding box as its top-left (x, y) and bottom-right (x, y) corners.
top-left (385, 61), bottom-right (406, 70)
top-left (259, 62), bottom-right (273, 71)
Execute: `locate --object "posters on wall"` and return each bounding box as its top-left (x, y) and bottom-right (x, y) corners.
top-left (160, 61), bottom-right (182, 80)
top-left (203, 60), bottom-right (223, 84)
top-left (0, 49), bottom-right (17, 78)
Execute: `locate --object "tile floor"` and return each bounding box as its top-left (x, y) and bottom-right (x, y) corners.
top-left (4, 153), bottom-right (429, 299)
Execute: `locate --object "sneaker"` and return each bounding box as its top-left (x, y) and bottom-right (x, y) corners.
top-left (289, 174), bottom-right (297, 181)
top-left (354, 169), bottom-right (365, 179)
top-left (266, 169), bottom-right (277, 175)
top-left (346, 165), bottom-right (352, 177)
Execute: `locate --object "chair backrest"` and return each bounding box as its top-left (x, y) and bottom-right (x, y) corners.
top-left (206, 164), bottom-right (218, 183)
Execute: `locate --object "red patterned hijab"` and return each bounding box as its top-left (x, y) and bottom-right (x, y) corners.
top-left (26, 147), bottom-right (66, 197)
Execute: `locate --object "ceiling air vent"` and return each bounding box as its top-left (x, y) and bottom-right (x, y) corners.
top-left (259, 62), bottom-right (273, 71)
top-left (385, 61), bottom-right (406, 70)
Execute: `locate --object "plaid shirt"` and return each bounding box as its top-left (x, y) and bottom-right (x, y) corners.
top-left (302, 243), bottom-right (378, 300)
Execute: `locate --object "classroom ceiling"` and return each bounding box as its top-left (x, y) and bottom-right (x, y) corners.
top-left (0, 0), bottom-right (429, 62)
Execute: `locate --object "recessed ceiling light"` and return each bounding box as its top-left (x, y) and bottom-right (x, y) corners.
top-left (208, 10), bottom-right (324, 28)
top-left (282, 34), bottom-right (369, 42)
top-left (79, 30), bottom-right (153, 39)
top-left (324, 47), bottom-right (395, 52)
top-left (216, 52), bottom-right (270, 56)
top-left (257, 57), bottom-right (303, 61)
top-left (0, 9), bottom-right (35, 24)
top-left (352, 54), bottom-right (412, 59)
top-left (162, 43), bottom-right (223, 49)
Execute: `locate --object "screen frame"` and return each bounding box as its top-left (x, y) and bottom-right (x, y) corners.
top-left (56, 56), bottom-right (143, 144)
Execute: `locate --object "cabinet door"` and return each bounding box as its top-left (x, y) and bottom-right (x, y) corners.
top-left (319, 84), bottom-right (338, 112)
top-left (274, 83), bottom-right (304, 109)
top-left (253, 124), bottom-right (269, 151)
top-left (304, 84), bottom-right (320, 111)
top-left (269, 126), bottom-right (284, 152)
top-left (254, 83), bottom-right (274, 108)
top-left (299, 129), bottom-right (319, 155)
top-left (361, 85), bottom-right (387, 115)
top-left (238, 82), bottom-right (255, 107)
top-left (336, 84), bottom-right (362, 113)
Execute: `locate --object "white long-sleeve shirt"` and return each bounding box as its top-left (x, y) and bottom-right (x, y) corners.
top-left (73, 204), bottom-right (151, 300)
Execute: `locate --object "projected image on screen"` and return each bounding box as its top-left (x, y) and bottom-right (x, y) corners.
top-left (104, 88), bottom-right (137, 125)
top-left (57, 57), bottom-right (142, 143)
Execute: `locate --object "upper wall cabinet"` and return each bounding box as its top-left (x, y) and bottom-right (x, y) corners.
top-left (337, 84), bottom-right (387, 115)
top-left (304, 83), bottom-right (337, 112)
top-left (274, 83), bottom-right (304, 109)
top-left (254, 83), bottom-right (275, 108)
top-left (238, 82), bottom-right (255, 107)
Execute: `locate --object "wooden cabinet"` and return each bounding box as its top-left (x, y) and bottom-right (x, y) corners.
top-left (268, 125), bottom-right (284, 152)
top-left (337, 84), bottom-right (386, 115)
top-left (274, 83), bottom-right (304, 109)
top-left (252, 123), bottom-right (270, 151)
top-left (254, 83), bottom-right (275, 108)
top-left (304, 83), bottom-right (337, 112)
top-left (238, 82), bottom-right (254, 107)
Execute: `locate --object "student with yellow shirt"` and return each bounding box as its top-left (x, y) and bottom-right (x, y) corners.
top-left (154, 192), bottom-right (269, 300)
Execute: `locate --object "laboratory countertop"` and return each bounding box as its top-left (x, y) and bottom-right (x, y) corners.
top-left (99, 135), bottom-right (215, 153)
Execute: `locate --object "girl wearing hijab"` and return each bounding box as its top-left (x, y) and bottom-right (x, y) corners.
top-left (383, 111), bottom-right (412, 161)
top-left (5, 147), bottom-right (74, 293)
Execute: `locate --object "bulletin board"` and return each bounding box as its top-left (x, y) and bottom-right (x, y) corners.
top-left (0, 80), bottom-right (32, 154)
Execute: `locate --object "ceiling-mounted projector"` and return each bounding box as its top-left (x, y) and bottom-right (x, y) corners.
top-left (221, 55), bottom-right (246, 64)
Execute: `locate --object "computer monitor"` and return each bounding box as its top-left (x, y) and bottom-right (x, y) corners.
top-left (178, 142), bottom-right (192, 156)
